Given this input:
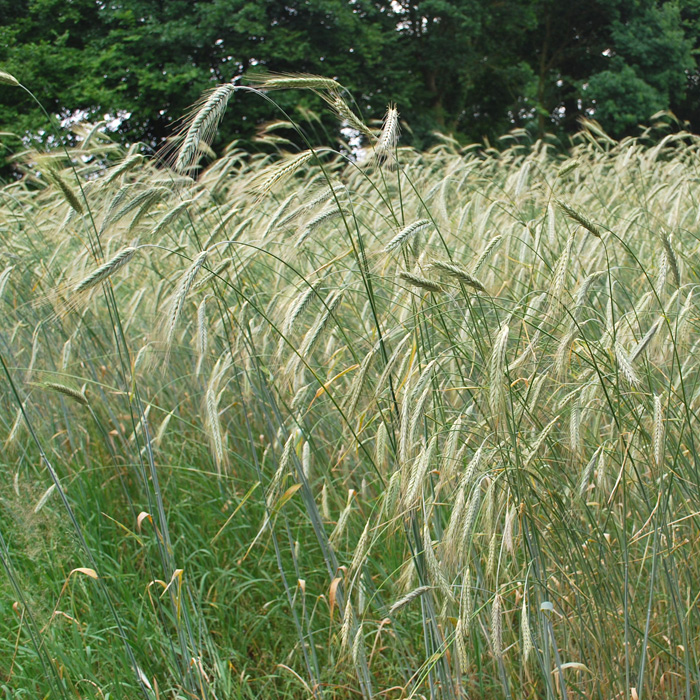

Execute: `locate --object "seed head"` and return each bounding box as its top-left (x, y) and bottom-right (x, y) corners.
top-left (0, 71), bottom-right (19, 87)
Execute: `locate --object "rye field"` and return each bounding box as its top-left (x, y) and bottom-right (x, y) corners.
top-left (1, 77), bottom-right (700, 699)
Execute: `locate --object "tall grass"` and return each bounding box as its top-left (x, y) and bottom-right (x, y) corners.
top-left (1, 77), bottom-right (700, 699)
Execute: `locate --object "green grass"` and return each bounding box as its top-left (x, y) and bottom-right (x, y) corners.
top-left (1, 77), bottom-right (700, 699)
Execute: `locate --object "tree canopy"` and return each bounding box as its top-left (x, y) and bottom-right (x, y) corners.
top-left (2, 0), bottom-right (700, 162)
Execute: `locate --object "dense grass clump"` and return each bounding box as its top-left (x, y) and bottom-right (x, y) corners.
top-left (1, 78), bottom-right (700, 699)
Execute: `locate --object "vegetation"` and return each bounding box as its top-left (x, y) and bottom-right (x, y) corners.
top-left (2, 73), bottom-right (700, 699)
top-left (3, 0), bottom-right (700, 168)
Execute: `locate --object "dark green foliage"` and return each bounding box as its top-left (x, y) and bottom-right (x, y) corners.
top-left (2, 0), bottom-right (700, 167)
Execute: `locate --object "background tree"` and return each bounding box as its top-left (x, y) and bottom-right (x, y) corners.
top-left (2, 0), bottom-right (700, 174)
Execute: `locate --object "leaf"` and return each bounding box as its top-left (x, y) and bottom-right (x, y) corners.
top-left (242, 484), bottom-right (303, 563)
top-left (162, 568), bottom-right (185, 621)
top-left (311, 363), bottom-right (359, 404)
top-left (329, 576), bottom-right (342, 620)
top-left (271, 483), bottom-right (302, 516)
top-left (70, 567), bottom-right (98, 580)
top-left (137, 511), bottom-right (152, 530)
top-left (162, 568), bottom-right (184, 596)
top-left (47, 566), bottom-right (100, 630)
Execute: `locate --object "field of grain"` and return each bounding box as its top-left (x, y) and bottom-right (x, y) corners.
top-left (1, 77), bottom-right (700, 699)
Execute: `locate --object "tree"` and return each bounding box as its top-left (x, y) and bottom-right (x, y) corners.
top-left (584, 1), bottom-right (694, 135)
top-left (0, 0), bottom-right (392, 165)
top-left (371, 0), bottom-right (539, 143)
top-left (2, 0), bottom-right (700, 173)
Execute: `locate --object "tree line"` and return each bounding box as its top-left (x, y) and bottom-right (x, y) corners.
top-left (2, 0), bottom-right (700, 160)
